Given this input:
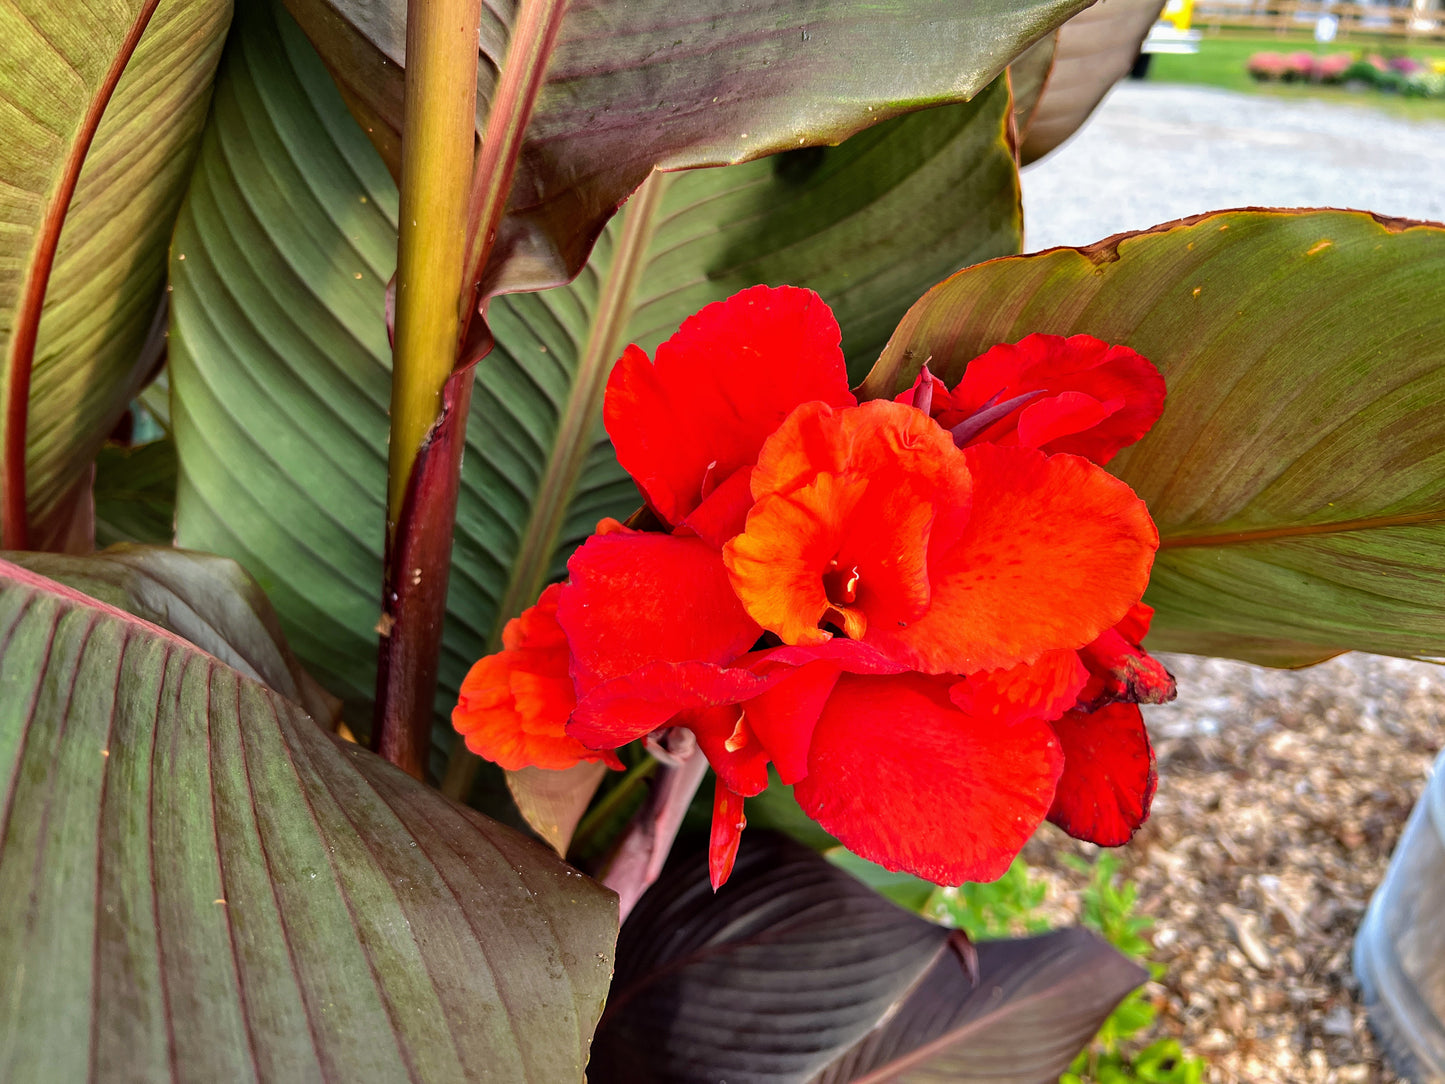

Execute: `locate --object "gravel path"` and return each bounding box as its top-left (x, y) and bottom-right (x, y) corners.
top-left (1018, 84), bottom-right (1445, 1083)
top-left (1021, 82), bottom-right (1445, 251)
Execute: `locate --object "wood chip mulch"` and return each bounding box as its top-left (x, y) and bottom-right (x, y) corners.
top-left (1023, 652), bottom-right (1445, 1084)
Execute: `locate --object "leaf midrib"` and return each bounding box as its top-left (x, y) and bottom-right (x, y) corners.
top-left (1158, 507), bottom-right (1445, 549)
top-left (488, 171), bottom-right (671, 646)
top-left (1, 0), bottom-right (163, 548)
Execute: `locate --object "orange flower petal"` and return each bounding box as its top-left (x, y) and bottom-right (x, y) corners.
top-left (451, 585), bottom-right (605, 772)
top-left (725, 400), bottom-right (969, 648)
top-left (862, 442), bottom-right (1158, 674)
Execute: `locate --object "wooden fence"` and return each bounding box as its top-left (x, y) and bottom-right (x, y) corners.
top-left (1193, 0), bottom-right (1445, 41)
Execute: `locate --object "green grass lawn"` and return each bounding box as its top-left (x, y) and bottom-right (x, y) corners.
top-left (1145, 31), bottom-right (1445, 121)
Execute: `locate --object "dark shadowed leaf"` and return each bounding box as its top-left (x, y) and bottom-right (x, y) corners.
top-left (0, 0), bottom-right (229, 545)
top-left (587, 832), bottom-right (953, 1083)
top-left (814, 929), bottom-right (1146, 1082)
top-left (169, 0), bottom-right (1024, 766)
top-left (1021, 0), bottom-right (1164, 164)
top-left (93, 439), bottom-right (177, 547)
top-left (281, 0), bottom-right (1087, 301)
top-left (863, 209), bottom-right (1445, 666)
top-left (0, 556), bottom-right (617, 1081)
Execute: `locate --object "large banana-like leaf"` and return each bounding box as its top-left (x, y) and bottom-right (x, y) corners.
top-left (588, 832), bottom-right (1142, 1083)
top-left (0, 0), bottom-right (230, 548)
top-left (0, 553), bottom-right (617, 1080)
top-left (281, 0), bottom-right (1085, 304)
top-left (9, 545), bottom-right (340, 725)
top-left (864, 209), bottom-right (1445, 666)
top-left (169, 0), bottom-right (1023, 766)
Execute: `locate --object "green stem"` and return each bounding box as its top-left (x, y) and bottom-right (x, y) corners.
top-left (385, 0), bottom-right (482, 539)
top-left (375, 0), bottom-right (573, 778)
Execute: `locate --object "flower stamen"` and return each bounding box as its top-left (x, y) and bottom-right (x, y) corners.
top-left (822, 558), bottom-right (861, 606)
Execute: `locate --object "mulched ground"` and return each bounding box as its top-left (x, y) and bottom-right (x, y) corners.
top-left (1025, 652), bottom-right (1445, 1083)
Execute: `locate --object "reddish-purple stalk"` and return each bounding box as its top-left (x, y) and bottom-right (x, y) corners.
top-left (600, 731), bottom-right (711, 922)
top-left (1, 0), bottom-right (162, 550)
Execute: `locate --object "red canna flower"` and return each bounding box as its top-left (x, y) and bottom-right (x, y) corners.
top-left (452, 284), bottom-right (1176, 894)
top-left (723, 403), bottom-right (1160, 675)
top-left (896, 333), bottom-right (1165, 464)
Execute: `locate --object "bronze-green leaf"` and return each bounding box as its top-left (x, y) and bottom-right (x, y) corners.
top-left (0, 0), bottom-right (230, 547)
top-left (280, 0), bottom-right (1087, 302)
top-left (866, 209), bottom-right (1445, 665)
top-left (1020, 0), bottom-right (1163, 165)
top-left (0, 554), bottom-right (617, 1080)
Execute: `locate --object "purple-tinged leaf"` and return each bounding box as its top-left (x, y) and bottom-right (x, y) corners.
top-left (0, 556), bottom-right (617, 1081)
top-left (1021, 0), bottom-right (1165, 165)
top-left (0, 0), bottom-right (230, 548)
top-left (8, 544), bottom-right (341, 728)
top-left (281, 0), bottom-right (1091, 307)
top-left (588, 832), bottom-right (954, 1082)
top-left (1008, 32), bottom-right (1058, 148)
top-left (814, 928), bottom-right (1146, 1082)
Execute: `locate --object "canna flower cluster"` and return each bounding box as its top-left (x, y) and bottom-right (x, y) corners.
top-left (454, 285), bottom-right (1176, 889)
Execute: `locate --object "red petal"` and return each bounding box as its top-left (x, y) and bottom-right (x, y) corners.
top-left (951, 333), bottom-right (1166, 464)
top-left (677, 465), bottom-right (760, 550)
top-left (740, 664), bottom-right (840, 785)
top-left (793, 673), bottom-right (1063, 885)
top-left (710, 779), bottom-right (748, 890)
top-left (1047, 702), bottom-right (1157, 846)
top-left (1114, 600), bottom-right (1154, 644)
top-left (1078, 621), bottom-right (1177, 710)
top-left (952, 649), bottom-right (1089, 722)
top-left (452, 585), bottom-right (603, 771)
top-left (864, 443), bottom-right (1157, 674)
top-left (1015, 391), bottom-right (1117, 451)
top-left (557, 526), bottom-right (761, 694)
top-left (604, 285), bottom-right (855, 526)
top-left (568, 639), bottom-right (903, 786)
top-left (745, 642), bottom-right (904, 783)
top-left (689, 705), bottom-right (771, 797)
top-left (568, 660), bottom-right (770, 749)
